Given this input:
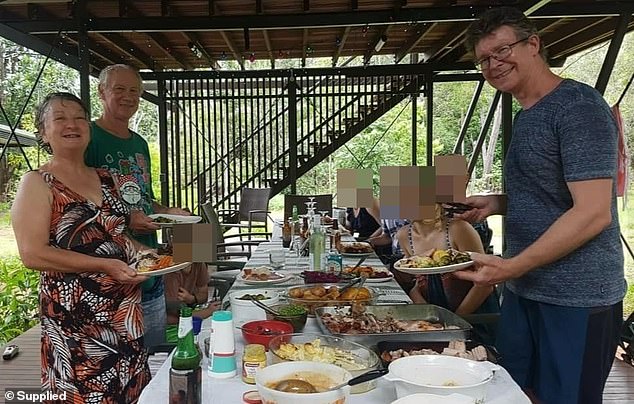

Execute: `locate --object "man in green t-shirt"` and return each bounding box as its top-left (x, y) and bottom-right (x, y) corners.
top-left (85, 64), bottom-right (189, 349)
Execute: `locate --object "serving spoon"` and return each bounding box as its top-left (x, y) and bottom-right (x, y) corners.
top-left (274, 368), bottom-right (389, 393)
top-left (248, 296), bottom-right (282, 317)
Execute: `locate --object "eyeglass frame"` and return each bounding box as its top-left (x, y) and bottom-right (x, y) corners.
top-left (474, 36), bottom-right (533, 71)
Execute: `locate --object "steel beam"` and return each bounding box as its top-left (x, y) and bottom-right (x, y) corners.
top-left (426, 74), bottom-right (433, 166)
top-left (332, 26), bottom-right (351, 66)
top-left (158, 78), bottom-right (170, 204)
top-left (77, 0), bottom-right (90, 114)
top-left (9, 2), bottom-right (634, 34)
top-left (94, 32), bottom-right (156, 70)
top-left (288, 79), bottom-right (298, 194)
top-left (394, 22), bottom-right (435, 63)
top-left (262, 30), bottom-right (275, 69)
top-left (467, 91), bottom-right (502, 178)
top-left (595, 12), bottom-right (632, 95)
top-left (219, 30), bottom-right (244, 69)
top-left (453, 79), bottom-right (485, 154)
top-left (301, 28), bottom-right (308, 68)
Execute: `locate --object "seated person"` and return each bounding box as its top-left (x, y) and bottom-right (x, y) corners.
top-left (345, 198), bottom-right (381, 240)
top-left (367, 218), bottom-right (413, 290)
top-left (164, 262), bottom-right (220, 325)
top-left (396, 204), bottom-right (499, 343)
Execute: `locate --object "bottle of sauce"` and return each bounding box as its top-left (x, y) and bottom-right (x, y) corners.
top-left (241, 344), bottom-right (266, 384)
top-left (170, 306), bottom-right (202, 404)
top-left (282, 219), bottom-right (291, 248)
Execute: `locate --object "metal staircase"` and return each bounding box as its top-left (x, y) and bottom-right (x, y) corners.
top-left (159, 66), bottom-right (425, 213)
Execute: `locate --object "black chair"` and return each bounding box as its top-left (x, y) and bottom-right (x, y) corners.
top-left (283, 194), bottom-right (333, 221)
top-left (200, 202), bottom-right (264, 300)
top-left (218, 188), bottom-right (272, 240)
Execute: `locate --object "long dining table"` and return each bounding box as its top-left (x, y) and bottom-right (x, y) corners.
top-left (139, 232), bottom-right (531, 403)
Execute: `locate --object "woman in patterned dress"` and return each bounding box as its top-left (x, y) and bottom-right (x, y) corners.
top-left (11, 93), bottom-right (151, 403)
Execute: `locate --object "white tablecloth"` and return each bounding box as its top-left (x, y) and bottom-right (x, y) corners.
top-left (139, 317), bottom-right (530, 404)
top-left (139, 237), bottom-right (530, 403)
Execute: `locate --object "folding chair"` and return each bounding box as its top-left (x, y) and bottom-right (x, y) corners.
top-left (283, 194), bottom-right (333, 220)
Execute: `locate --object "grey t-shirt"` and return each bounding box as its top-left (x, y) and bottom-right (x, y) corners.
top-left (505, 79), bottom-right (625, 307)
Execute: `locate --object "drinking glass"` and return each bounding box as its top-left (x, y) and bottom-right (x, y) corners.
top-left (269, 248), bottom-right (286, 269)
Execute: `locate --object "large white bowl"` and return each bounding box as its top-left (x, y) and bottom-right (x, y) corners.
top-left (255, 361), bottom-right (352, 404)
top-left (390, 393), bottom-right (475, 404)
top-left (229, 289), bottom-right (280, 326)
top-left (384, 355), bottom-right (498, 403)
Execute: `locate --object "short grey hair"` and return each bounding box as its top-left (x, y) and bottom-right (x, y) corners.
top-left (98, 64), bottom-right (143, 91)
top-left (465, 7), bottom-right (546, 61)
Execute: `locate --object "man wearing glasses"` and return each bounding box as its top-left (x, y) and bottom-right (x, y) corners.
top-left (455, 7), bottom-right (624, 404)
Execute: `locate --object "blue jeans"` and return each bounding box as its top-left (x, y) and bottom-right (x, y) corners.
top-left (141, 278), bottom-right (166, 349)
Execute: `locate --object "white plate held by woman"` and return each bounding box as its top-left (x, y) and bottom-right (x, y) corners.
top-left (148, 213), bottom-right (202, 226)
top-left (133, 261), bottom-right (191, 277)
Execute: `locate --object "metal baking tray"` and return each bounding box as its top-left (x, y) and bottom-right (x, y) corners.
top-left (314, 304), bottom-right (472, 349)
top-left (376, 340), bottom-right (499, 367)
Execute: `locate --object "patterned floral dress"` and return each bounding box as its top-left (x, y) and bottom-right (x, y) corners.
top-left (39, 169), bottom-right (150, 403)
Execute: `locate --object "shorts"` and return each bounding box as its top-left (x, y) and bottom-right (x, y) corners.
top-left (496, 287), bottom-right (622, 404)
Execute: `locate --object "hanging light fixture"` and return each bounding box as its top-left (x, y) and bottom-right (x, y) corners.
top-left (374, 35), bottom-right (387, 52)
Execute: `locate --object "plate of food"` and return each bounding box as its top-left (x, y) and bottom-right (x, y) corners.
top-left (239, 266), bottom-right (291, 285)
top-left (393, 248), bottom-right (473, 275)
top-left (132, 251), bottom-right (191, 276)
top-left (148, 214), bottom-right (202, 226)
top-left (336, 241), bottom-right (374, 257)
top-left (342, 265), bottom-right (394, 283)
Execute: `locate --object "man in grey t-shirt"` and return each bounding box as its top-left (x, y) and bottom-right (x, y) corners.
top-left (455, 7), bottom-right (625, 404)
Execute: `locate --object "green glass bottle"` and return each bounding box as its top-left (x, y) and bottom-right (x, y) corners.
top-left (169, 306), bottom-right (202, 404)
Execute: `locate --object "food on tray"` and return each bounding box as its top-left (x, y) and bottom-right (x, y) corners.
top-left (242, 266), bottom-right (284, 281)
top-left (151, 216), bottom-right (178, 223)
top-left (288, 285), bottom-right (371, 301)
top-left (337, 241), bottom-right (373, 254)
top-left (273, 338), bottom-right (365, 371)
top-left (343, 265), bottom-right (390, 279)
top-left (396, 248), bottom-right (471, 269)
top-left (320, 311), bottom-right (456, 334)
top-left (381, 340), bottom-right (489, 363)
top-left (135, 251), bottom-right (174, 272)
top-left (286, 284), bottom-right (375, 315)
top-left (277, 305), bottom-right (307, 316)
top-left (236, 293), bottom-right (269, 301)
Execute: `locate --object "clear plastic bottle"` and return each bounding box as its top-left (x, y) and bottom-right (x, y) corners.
top-left (309, 216), bottom-right (326, 271)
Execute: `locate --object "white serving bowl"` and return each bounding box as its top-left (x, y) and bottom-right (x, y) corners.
top-left (255, 361), bottom-right (352, 404)
top-left (384, 355), bottom-right (498, 403)
top-left (390, 393), bottom-right (475, 404)
top-left (229, 289), bottom-right (280, 326)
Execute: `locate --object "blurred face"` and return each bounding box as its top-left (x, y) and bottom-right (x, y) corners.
top-left (98, 68), bottom-right (141, 122)
top-left (474, 25), bottom-right (538, 95)
top-left (41, 99), bottom-right (90, 154)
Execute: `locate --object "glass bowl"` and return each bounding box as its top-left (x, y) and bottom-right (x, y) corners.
top-left (268, 333), bottom-right (380, 394)
top-left (284, 284), bottom-right (379, 316)
top-left (265, 303), bottom-right (309, 332)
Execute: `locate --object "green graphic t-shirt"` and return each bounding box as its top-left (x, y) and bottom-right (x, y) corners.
top-left (85, 122), bottom-right (158, 249)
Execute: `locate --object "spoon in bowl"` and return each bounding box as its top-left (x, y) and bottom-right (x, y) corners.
top-left (248, 296), bottom-right (282, 317)
top-left (273, 368), bottom-right (389, 394)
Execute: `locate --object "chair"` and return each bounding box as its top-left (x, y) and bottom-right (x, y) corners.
top-left (218, 188), bottom-right (272, 240)
top-left (200, 202), bottom-right (264, 299)
top-left (283, 194), bottom-right (333, 221)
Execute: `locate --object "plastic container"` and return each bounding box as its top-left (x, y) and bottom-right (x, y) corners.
top-left (229, 289), bottom-right (280, 326)
top-left (241, 320), bottom-right (294, 350)
top-left (265, 304), bottom-right (308, 332)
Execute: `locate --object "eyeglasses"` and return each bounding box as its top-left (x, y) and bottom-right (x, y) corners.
top-left (475, 36), bottom-right (531, 71)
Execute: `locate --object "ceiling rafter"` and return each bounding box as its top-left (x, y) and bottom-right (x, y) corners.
top-left (116, 0), bottom-right (190, 70)
top-left (425, 24), bottom-right (469, 63)
top-left (332, 26), bottom-right (351, 66)
top-left (394, 22), bottom-right (436, 63)
top-left (219, 31), bottom-right (244, 69)
top-left (182, 32), bottom-right (220, 70)
top-left (302, 28), bottom-right (308, 68)
top-left (262, 30), bottom-right (275, 69)
top-left (547, 18), bottom-right (634, 59)
top-left (543, 17), bottom-right (611, 50)
top-left (94, 32), bottom-right (156, 70)
top-left (363, 25), bottom-right (390, 65)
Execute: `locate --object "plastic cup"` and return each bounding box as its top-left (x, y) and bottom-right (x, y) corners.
top-left (192, 316), bottom-right (202, 336)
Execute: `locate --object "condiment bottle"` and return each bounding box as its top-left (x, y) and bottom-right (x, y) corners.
top-left (241, 344), bottom-right (266, 384)
top-left (169, 306), bottom-right (202, 404)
